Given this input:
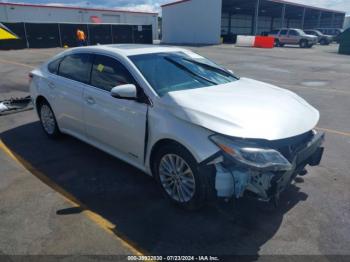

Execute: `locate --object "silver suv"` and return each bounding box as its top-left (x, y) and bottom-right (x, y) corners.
top-left (269, 28), bottom-right (318, 48)
top-left (304, 30), bottom-right (333, 45)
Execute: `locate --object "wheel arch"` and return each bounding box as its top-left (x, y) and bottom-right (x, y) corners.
top-left (35, 96), bottom-right (60, 130)
top-left (149, 138), bottom-right (192, 175)
top-left (149, 137), bottom-right (217, 208)
top-left (35, 95), bottom-right (48, 112)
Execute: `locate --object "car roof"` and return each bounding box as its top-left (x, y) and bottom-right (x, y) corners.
top-left (71, 44), bottom-right (188, 56)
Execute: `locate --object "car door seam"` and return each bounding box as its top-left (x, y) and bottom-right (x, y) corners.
top-left (143, 105), bottom-right (149, 164)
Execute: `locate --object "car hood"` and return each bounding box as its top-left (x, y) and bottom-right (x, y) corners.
top-left (159, 78), bottom-right (319, 140)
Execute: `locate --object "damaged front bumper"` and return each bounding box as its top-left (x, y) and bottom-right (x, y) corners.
top-left (0, 96), bottom-right (33, 115)
top-left (212, 131), bottom-right (325, 203)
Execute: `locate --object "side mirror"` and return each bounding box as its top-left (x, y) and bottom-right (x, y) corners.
top-left (111, 84), bottom-right (137, 100)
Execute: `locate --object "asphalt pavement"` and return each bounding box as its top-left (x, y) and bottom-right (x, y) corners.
top-left (0, 44), bottom-right (349, 259)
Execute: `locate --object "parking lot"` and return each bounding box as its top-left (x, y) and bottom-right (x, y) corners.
top-left (1, 44), bottom-right (350, 258)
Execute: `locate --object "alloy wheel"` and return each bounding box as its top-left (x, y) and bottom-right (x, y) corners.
top-left (40, 104), bottom-right (56, 135)
top-left (158, 154), bottom-right (196, 203)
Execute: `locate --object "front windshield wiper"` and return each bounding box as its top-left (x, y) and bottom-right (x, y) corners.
top-left (164, 56), bottom-right (218, 85)
top-left (182, 58), bottom-right (238, 79)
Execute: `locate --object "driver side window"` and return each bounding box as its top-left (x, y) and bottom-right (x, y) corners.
top-left (91, 55), bottom-right (136, 92)
top-left (289, 30), bottom-right (299, 36)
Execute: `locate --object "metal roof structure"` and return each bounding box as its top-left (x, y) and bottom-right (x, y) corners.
top-left (0, 2), bottom-right (158, 15)
top-left (162, 0), bottom-right (345, 14)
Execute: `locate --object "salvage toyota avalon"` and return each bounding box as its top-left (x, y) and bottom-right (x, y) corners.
top-left (30, 44), bottom-right (325, 209)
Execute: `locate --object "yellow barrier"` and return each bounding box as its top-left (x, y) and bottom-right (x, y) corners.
top-left (0, 23), bottom-right (19, 40)
top-left (0, 27), bottom-right (18, 40)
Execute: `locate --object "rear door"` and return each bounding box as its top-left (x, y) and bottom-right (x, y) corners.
top-left (53, 53), bottom-right (92, 137)
top-left (279, 29), bottom-right (288, 43)
top-left (83, 54), bottom-right (147, 165)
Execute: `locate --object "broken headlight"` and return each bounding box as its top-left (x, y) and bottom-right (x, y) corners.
top-left (210, 135), bottom-right (292, 171)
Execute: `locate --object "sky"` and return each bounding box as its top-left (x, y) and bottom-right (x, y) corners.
top-left (2, 0), bottom-right (350, 14)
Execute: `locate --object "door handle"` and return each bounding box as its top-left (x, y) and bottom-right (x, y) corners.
top-left (86, 96), bottom-right (95, 105)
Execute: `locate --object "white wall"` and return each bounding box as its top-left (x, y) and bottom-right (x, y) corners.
top-left (162, 0), bottom-right (222, 44)
top-left (0, 5), bottom-right (8, 21)
top-left (0, 4), bottom-right (158, 40)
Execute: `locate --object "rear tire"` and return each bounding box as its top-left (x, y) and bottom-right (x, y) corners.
top-left (274, 39), bottom-right (280, 47)
top-left (153, 143), bottom-right (215, 210)
top-left (38, 100), bottom-right (61, 139)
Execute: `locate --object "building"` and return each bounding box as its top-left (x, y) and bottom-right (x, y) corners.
top-left (0, 2), bottom-right (158, 40)
top-left (162, 0), bottom-right (346, 44)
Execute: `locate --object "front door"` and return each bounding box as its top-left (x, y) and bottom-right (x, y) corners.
top-left (83, 54), bottom-right (147, 165)
top-left (287, 30), bottom-right (299, 44)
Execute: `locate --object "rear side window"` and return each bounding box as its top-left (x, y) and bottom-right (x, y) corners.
top-left (280, 30), bottom-right (288, 35)
top-left (91, 55), bottom-right (135, 92)
top-left (48, 58), bottom-right (62, 74)
top-left (58, 53), bottom-right (92, 84)
top-left (289, 30), bottom-right (299, 36)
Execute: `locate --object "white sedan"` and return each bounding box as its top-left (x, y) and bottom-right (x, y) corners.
top-left (30, 44), bottom-right (324, 209)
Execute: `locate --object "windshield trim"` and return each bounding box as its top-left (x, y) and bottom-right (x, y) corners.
top-left (182, 57), bottom-right (239, 80)
top-left (164, 56), bottom-right (217, 85)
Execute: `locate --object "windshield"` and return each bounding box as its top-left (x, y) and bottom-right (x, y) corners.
top-left (295, 29), bottom-right (307, 35)
top-left (306, 30), bottom-right (322, 36)
top-left (129, 52), bottom-right (238, 97)
top-left (313, 30), bottom-right (323, 36)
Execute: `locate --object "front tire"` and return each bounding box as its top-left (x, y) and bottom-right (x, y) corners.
top-left (38, 101), bottom-right (61, 138)
top-left (153, 143), bottom-right (214, 210)
top-left (275, 39), bottom-right (284, 47)
top-left (300, 39), bottom-right (308, 48)
top-left (320, 38), bottom-right (330, 45)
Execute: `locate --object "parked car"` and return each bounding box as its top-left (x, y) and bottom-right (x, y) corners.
top-left (317, 28), bottom-right (344, 43)
top-left (29, 45), bottom-right (325, 210)
top-left (269, 28), bottom-right (318, 48)
top-left (304, 29), bottom-right (332, 45)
